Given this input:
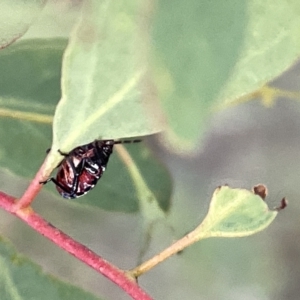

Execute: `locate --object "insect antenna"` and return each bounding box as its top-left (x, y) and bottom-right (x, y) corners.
top-left (113, 139), bottom-right (142, 145)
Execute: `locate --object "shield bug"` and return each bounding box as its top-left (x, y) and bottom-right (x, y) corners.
top-left (42, 139), bottom-right (140, 199)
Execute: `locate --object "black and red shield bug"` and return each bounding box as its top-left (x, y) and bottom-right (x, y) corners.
top-left (42, 139), bottom-right (140, 199)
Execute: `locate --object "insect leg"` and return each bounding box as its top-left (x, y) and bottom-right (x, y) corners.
top-left (42, 177), bottom-right (75, 196)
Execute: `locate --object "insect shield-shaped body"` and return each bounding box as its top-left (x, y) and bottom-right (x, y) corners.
top-left (49, 140), bottom-right (114, 199)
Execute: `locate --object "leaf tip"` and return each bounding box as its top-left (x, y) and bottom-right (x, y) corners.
top-left (274, 197), bottom-right (288, 211)
top-left (216, 184), bottom-right (229, 191)
top-left (252, 184), bottom-right (268, 200)
top-left (252, 184), bottom-right (287, 212)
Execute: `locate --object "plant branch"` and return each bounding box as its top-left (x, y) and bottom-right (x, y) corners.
top-left (129, 229), bottom-right (200, 278)
top-left (115, 144), bottom-right (165, 216)
top-left (13, 157), bottom-right (50, 211)
top-left (0, 192), bottom-right (153, 300)
top-left (115, 144), bottom-right (166, 262)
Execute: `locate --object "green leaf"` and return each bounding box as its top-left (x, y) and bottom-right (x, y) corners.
top-left (0, 39), bottom-right (66, 177)
top-left (0, 0), bottom-right (45, 48)
top-left (62, 143), bottom-right (172, 213)
top-left (0, 236), bottom-right (102, 300)
top-left (0, 38), bottom-right (172, 213)
top-left (150, 0), bottom-right (300, 151)
top-left (194, 186), bottom-right (278, 239)
top-left (52, 0), bottom-right (163, 157)
top-left (219, 1), bottom-right (300, 105)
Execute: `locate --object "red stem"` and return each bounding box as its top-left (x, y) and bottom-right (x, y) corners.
top-left (13, 158), bottom-right (48, 211)
top-left (0, 192), bottom-right (152, 300)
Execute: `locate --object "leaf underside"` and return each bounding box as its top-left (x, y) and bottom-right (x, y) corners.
top-left (196, 186), bottom-right (278, 239)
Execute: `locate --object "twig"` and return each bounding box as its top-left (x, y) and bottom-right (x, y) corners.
top-left (129, 230), bottom-right (198, 278)
top-left (12, 158), bottom-right (49, 211)
top-left (0, 192), bottom-right (153, 300)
